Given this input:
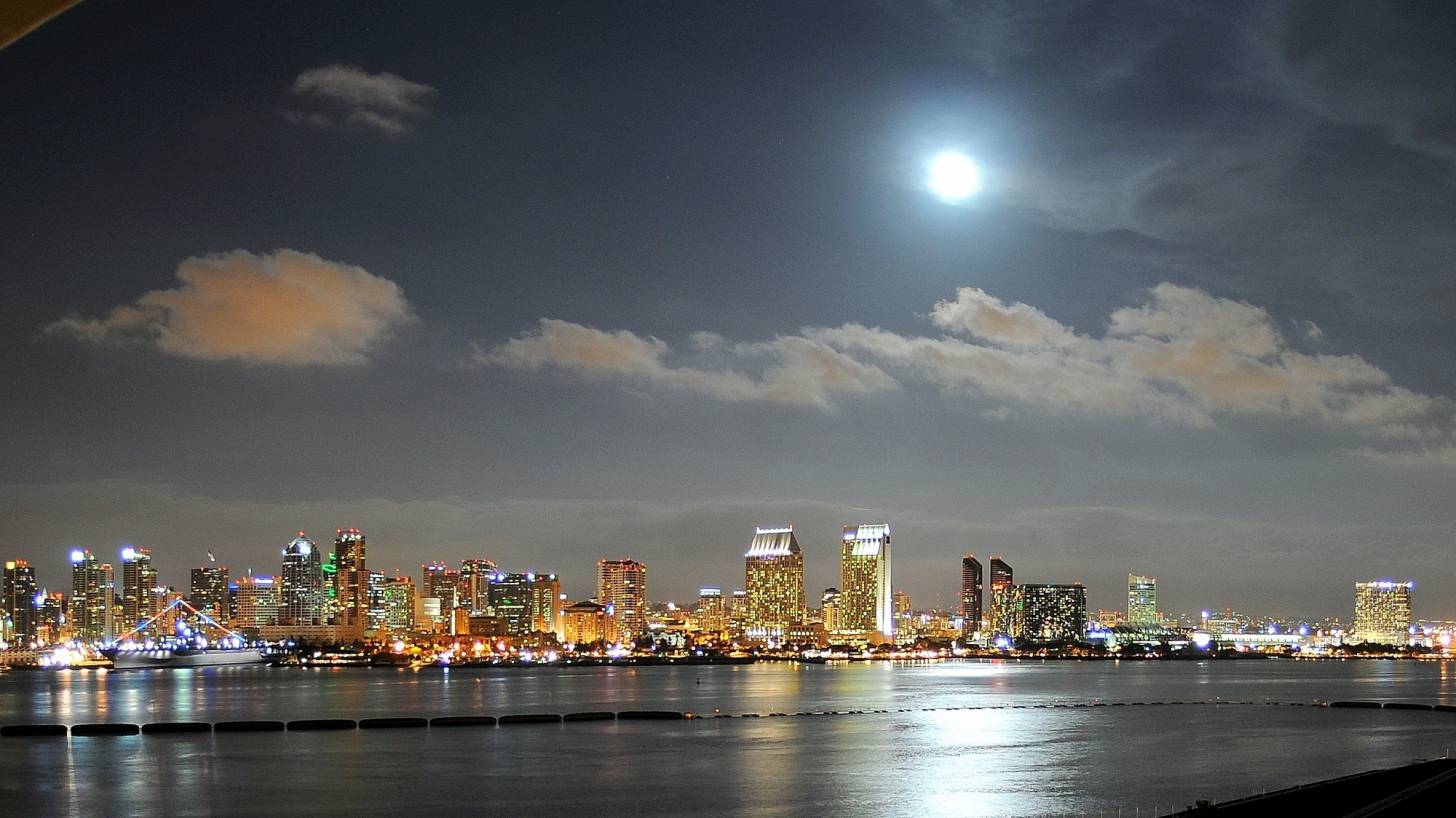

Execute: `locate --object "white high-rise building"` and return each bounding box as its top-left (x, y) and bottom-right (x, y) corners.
top-left (839, 523), bottom-right (892, 638)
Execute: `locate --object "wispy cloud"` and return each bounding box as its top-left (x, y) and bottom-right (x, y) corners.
top-left (46, 249), bottom-right (413, 366)
top-left (285, 64), bottom-right (438, 135)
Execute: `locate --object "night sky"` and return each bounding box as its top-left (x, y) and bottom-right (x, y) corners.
top-left (3, 2), bottom-right (1453, 617)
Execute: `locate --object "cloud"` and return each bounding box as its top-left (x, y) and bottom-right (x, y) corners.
top-left (285, 64), bottom-right (438, 135)
top-left (481, 283), bottom-right (1453, 456)
top-left (46, 249), bottom-right (413, 366)
top-left (475, 318), bottom-right (897, 408)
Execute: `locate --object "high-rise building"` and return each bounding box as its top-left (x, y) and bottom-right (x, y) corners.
top-left (379, 575), bottom-right (415, 636)
top-left (120, 546), bottom-right (162, 633)
top-left (70, 549), bottom-right (115, 642)
top-left (893, 590), bottom-right (912, 626)
top-left (460, 558), bottom-right (497, 613)
top-left (421, 562), bottom-right (458, 630)
top-left (487, 572), bottom-right (531, 635)
top-left (744, 525), bottom-right (805, 637)
top-left (992, 585), bottom-right (1022, 639)
top-left (527, 573), bottom-right (563, 638)
top-left (562, 600), bottom-right (616, 645)
top-left (189, 565), bottom-right (230, 622)
top-left (696, 587), bottom-right (727, 636)
top-left (839, 524), bottom-right (893, 637)
top-left (35, 591), bottom-right (66, 644)
top-left (596, 559), bottom-right (647, 640)
top-left (332, 528), bottom-right (367, 630)
top-left (960, 555), bottom-right (983, 629)
top-left (821, 588), bottom-right (841, 632)
top-left (1353, 580), bottom-right (1414, 646)
top-left (231, 575), bottom-right (280, 628)
top-left (988, 556), bottom-right (1012, 635)
top-left (1020, 584), bottom-right (1087, 642)
top-left (366, 570), bottom-right (387, 632)
top-left (280, 533), bottom-right (324, 626)
top-left (2, 559), bottom-right (38, 644)
top-left (1127, 574), bottom-right (1158, 627)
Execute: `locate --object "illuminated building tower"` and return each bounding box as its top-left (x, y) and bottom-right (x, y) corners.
top-left (189, 565), bottom-right (230, 623)
top-left (893, 590), bottom-right (912, 629)
top-left (280, 533), bottom-right (324, 626)
top-left (744, 525), bottom-right (805, 637)
top-left (35, 591), bottom-right (66, 644)
top-left (460, 558), bottom-right (497, 613)
top-left (2, 559), bottom-right (38, 643)
top-left (1353, 580), bottom-right (1414, 646)
top-left (839, 524), bottom-right (892, 637)
top-left (120, 546), bottom-right (161, 632)
top-left (231, 575), bottom-right (280, 628)
top-left (697, 587), bottom-right (727, 637)
top-left (596, 559), bottom-right (647, 640)
top-left (380, 575), bottom-right (415, 636)
top-left (487, 572), bottom-right (531, 635)
top-left (821, 588), bottom-right (841, 632)
top-left (422, 562), bottom-right (459, 617)
top-left (1127, 574), bottom-right (1158, 627)
top-left (1019, 584), bottom-right (1087, 642)
top-left (562, 600), bottom-right (617, 645)
top-left (992, 585), bottom-right (1023, 639)
top-left (988, 556), bottom-right (1012, 635)
top-left (366, 570), bottom-right (386, 632)
top-left (527, 573), bottom-right (563, 638)
top-left (332, 528), bottom-right (367, 630)
top-left (321, 551), bottom-right (339, 623)
top-left (960, 555), bottom-right (982, 629)
top-left (70, 549), bottom-right (115, 642)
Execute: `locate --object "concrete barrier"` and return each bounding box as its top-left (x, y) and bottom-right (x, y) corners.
top-left (71, 723), bottom-right (140, 736)
top-left (562, 711), bottom-right (615, 722)
top-left (0, 724), bottom-right (67, 737)
top-left (617, 710), bottom-right (685, 720)
top-left (288, 719), bottom-right (358, 731)
top-left (359, 717), bottom-right (428, 729)
top-left (214, 720), bottom-right (286, 732)
top-left (430, 715), bottom-right (497, 727)
top-left (142, 722), bottom-right (213, 734)
top-left (498, 713), bottom-right (563, 725)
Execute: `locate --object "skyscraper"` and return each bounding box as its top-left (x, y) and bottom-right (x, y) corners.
top-left (70, 549), bottom-right (115, 642)
top-left (421, 562), bottom-right (458, 629)
top-left (527, 573), bottom-right (563, 638)
top-left (280, 533), bottom-right (324, 626)
top-left (487, 572), bottom-right (531, 635)
top-left (697, 587), bottom-right (727, 636)
top-left (744, 525), bottom-right (805, 637)
top-left (120, 546), bottom-right (161, 633)
top-left (1020, 584), bottom-right (1088, 642)
top-left (332, 528), bottom-right (367, 630)
top-left (2, 559), bottom-right (38, 644)
top-left (367, 570), bottom-right (387, 632)
top-left (1353, 580), bottom-right (1413, 646)
top-left (988, 556), bottom-right (1012, 635)
top-left (960, 554), bottom-right (983, 628)
top-left (189, 564), bottom-right (229, 622)
top-left (821, 588), bottom-right (841, 632)
top-left (460, 558), bottom-right (497, 613)
top-left (839, 523), bottom-right (892, 638)
top-left (379, 575), bottom-right (415, 636)
top-left (1127, 574), bottom-right (1158, 627)
top-left (231, 575), bottom-right (280, 628)
top-left (596, 559), bottom-right (647, 640)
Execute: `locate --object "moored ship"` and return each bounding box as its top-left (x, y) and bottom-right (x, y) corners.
top-left (105, 639), bottom-right (268, 669)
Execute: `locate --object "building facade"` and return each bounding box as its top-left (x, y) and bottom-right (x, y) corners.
top-left (189, 565), bottom-right (229, 623)
top-left (1020, 584), bottom-right (1088, 643)
top-left (281, 533), bottom-right (324, 626)
top-left (120, 546), bottom-right (161, 634)
top-left (1127, 574), bottom-right (1158, 627)
top-left (839, 523), bottom-right (893, 638)
top-left (1353, 580), bottom-right (1414, 646)
top-left (960, 554), bottom-right (983, 630)
top-left (696, 587), bottom-right (727, 637)
top-left (596, 559), bottom-right (647, 640)
top-left (988, 556), bottom-right (1013, 636)
top-left (231, 575), bottom-right (280, 629)
top-left (527, 573), bottom-right (563, 639)
top-left (2, 559), bottom-right (38, 644)
top-left (379, 575), bottom-right (415, 636)
top-left (743, 525), bottom-right (805, 637)
top-left (70, 549), bottom-right (115, 642)
top-left (332, 528), bottom-right (367, 630)
top-left (562, 600), bottom-right (617, 645)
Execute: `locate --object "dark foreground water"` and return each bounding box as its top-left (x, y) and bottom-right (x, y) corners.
top-left (4, 659), bottom-right (1456, 816)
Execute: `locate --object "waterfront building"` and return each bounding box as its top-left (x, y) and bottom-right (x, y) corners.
top-left (960, 554), bottom-right (982, 630)
top-left (460, 558), bottom-right (497, 613)
top-left (1353, 580), bottom-right (1414, 646)
top-left (892, 590), bottom-right (912, 631)
top-left (421, 562), bottom-right (458, 630)
top-left (1127, 574), bottom-right (1158, 627)
top-left (992, 584), bottom-right (1023, 639)
top-left (527, 573), bottom-right (563, 638)
top-left (562, 599), bottom-right (617, 645)
top-left (821, 588), bottom-right (841, 633)
top-left (696, 587), bottom-right (727, 637)
top-left (366, 570), bottom-right (386, 632)
top-left (839, 524), bottom-right (893, 638)
top-left (729, 589), bottom-right (748, 635)
top-left (2, 559), bottom-right (38, 643)
top-left (280, 532), bottom-right (324, 626)
top-left (189, 564), bottom-right (229, 622)
top-left (35, 591), bottom-right (66, 644)
top-left (379, 575), bottom-right (415, 636)
top-left (120, 546), bottom-right (162, 633)
top-left (1020, 584), bottom-right (1088, 642)
top-left (332, 528), bottom-right (367, 632)
top-left (744, 525), bottom-right (805, 637)
top-left (487, 572), bottom-right (531, 635)
top-left (597, 559), bottom-right (647, 640)
top-left (988, 556), bottom-right (1012, 637)
top-left (231, 575), bottom-right (280, 628)
top-left (70, 549), bottom-right (115, 642)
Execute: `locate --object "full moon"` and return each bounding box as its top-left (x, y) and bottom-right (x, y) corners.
top-left (927, 151), bottom-right (982, 202)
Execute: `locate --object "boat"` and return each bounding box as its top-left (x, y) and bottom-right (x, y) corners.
top-left (102, 597), bottom-right (270, 670)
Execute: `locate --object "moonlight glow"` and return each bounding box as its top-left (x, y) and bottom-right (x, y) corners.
top-left (927, 151), bottom-right (982, 202)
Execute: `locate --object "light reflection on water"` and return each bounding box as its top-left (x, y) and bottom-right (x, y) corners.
top-left (3, 660), bottom-right (1456, 816)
